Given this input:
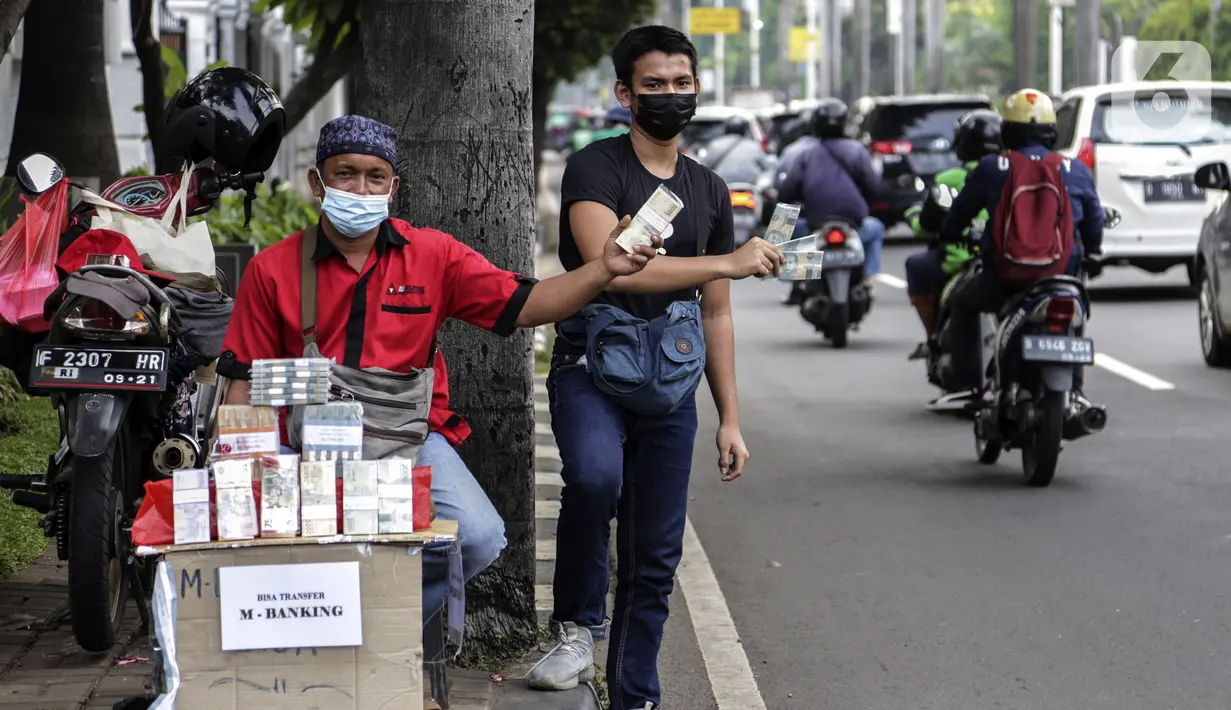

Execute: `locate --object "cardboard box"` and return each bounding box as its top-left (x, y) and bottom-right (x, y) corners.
top-left (148, 521), bottom-right (459, 710)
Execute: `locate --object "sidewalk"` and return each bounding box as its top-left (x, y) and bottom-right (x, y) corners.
top-left (0, 370), bottom-right (597, 710)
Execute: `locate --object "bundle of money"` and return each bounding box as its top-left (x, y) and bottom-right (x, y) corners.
top-left (212, 459), bottom-right (257, 541)
top-left (300, 460), bottom-right (339, 537)
top-left (763, 203), bottom-right (802, 246)
top-left (214, 405), bottom-right (280, 460)
top-left (377, 459), bottom-right (414, 534)
top-left (616, 184), bottom-right (685, 254)
top-left (173, 468), bottom-right (211, 545)
top-left (342, 461), bottom-right (379, 535)
top-left (259, 454), bottom-right (301, 537)
top-left (778, 250), bottom-right (825, 281)
top-left (250, 358), bottom-right (332, 407)
top-left (300, 402), bottom-right (364, 462)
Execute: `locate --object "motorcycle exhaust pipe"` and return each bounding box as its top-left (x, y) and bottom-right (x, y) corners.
top-left (1063, 404), bottom-right (1107, 440)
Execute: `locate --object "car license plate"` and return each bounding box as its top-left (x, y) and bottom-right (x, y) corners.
top-left (29, 345), bottom-right (169, 391)
top-left (1143, 178), bottom-right (1204, 203)
top-left (1020, 335), bottom-right (1094, 364)
top-left (822, 249), bottom-right (864, 268)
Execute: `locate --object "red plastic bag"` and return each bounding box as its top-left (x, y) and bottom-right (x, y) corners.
top-left (0, 180), bottom-right (69, 332)
top-left (413, 465), bottom-right (433, 530)
top-left (131, 479), bottom-right (174, 547)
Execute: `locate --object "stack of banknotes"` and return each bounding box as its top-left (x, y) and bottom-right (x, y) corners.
top-left (250, 358), bottom-right (332, 407)
top-left (616, 184), bottom-right (685, 254)
top-left (299, 460), bottom-right (339, 537)
top-left (758, 203), bottom-right (824, 281)
top-left (342, 461), bottom-right (379, 535)
top-left (213, 458), bottom-right (258, 541)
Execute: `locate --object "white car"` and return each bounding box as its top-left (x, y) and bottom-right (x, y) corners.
top-left (1055, 81), bottom-right (1231, 285)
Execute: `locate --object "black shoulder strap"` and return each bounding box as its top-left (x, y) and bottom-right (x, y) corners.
top-left (684, 155), bottom-right (712, 257)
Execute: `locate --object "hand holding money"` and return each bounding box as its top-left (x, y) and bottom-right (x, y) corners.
top-left (723, 237), bottom-right (785, 279)
top-left (603, 215), bottom-right (662, 277)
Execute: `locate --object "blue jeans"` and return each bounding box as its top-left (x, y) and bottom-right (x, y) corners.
top-left (859, 216), bottom-right (885, 277)
top-left (420, 432), bottom-right (508, 622)
top-left (905, 248), bottom-right (947, 297)
top-left (548, 357), bottom-right (699, 710)
top-left (793, 216), bottom-right (884, 276)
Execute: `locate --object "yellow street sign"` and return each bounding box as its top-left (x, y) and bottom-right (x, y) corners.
top-left (690, 7), bottom-right (742, 35)
top-left (788, 26), bottom-right (820, 63)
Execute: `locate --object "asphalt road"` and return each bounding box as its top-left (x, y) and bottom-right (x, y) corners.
top-left (659, 244), bottom-right (1231, 709)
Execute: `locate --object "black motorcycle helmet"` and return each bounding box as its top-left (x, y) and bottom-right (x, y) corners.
top-left (724, 115), bottom-right (750, 137)
top-left (811, 99), bottom-right (848, 139)
top-left (161, 66), bottom-right (285, 178)
top-left (953, 109), bottom-right (1004, 163)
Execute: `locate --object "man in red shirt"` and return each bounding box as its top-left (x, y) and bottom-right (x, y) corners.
top-left (217, 114), bottom-right (658, 621)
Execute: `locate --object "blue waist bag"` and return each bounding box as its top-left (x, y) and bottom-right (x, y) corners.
top-left (559, 300), bottom-right (706, 418)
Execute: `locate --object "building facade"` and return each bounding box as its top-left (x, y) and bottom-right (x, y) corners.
top-left (0, 0), bottom-right (347, 193)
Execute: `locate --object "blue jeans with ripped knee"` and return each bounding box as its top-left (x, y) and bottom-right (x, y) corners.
top-left (547, 354), bottom-right (698, 710)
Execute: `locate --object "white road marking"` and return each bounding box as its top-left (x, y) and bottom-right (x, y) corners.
top-left (875, 273), bottom-right (908, 289)
top-left (1093, 353), bottom-right (1176, 391)
top-left (678, 517), bottom-right (768, 710)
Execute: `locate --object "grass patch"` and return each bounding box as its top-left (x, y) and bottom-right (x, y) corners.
top-left (0, 392), bottom-right (58, 580)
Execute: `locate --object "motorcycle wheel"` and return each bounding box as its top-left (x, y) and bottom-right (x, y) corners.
top-left (1021, 390), bottom-right (1064, 487)
top-left (974, 413), bottom-right (1002, 464)
top-left (829, 303), bottom-right (850, 348)
top-left (67, 443), bottom-right (128, 652)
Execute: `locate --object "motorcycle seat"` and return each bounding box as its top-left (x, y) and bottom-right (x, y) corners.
top-left (997, 275), bottom-right (1087, 319)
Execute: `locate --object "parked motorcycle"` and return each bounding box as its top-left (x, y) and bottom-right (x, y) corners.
top-left (728, 181), bottom-right (762, 247)
top-left (972, 208), bottom-right (1121, 486)
top-left (0, 153), bottom-right (243, 651)
top-left (799, 219), bottom-right (874, 347)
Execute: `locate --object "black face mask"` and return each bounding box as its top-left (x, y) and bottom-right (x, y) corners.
top-left (632, 92), bottom-right (698, 142)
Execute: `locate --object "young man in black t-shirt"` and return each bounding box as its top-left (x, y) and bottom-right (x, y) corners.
top-left (528, 25), bottom-right (784, 710)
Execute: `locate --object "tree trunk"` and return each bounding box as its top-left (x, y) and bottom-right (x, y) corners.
top-left (5, 0), bottom-right (119, 185)
top-left (356, 0), bottom-right (538, 659)
top-left (131, 0), bottom-right (169, 173)
top-left (0, 0), bottom-right (32, 61)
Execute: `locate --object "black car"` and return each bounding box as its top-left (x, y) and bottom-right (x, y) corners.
top-left (849, 94), bottom-right (994, 228)
top-left (1192, 160), bottom-right (1231, 367)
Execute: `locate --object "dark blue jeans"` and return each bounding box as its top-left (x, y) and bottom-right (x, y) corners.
top-left (547, 355), bottom-right (699, 710)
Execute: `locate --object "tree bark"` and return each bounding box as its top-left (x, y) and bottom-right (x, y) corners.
top-left (131, 0), bottom-right (169, 172)
top-left (0, 0), bottom-right (32, 61)
top-left (356, 0), bottom-right (538, 658)
top-left (5, 0), bottom-right (119, 185)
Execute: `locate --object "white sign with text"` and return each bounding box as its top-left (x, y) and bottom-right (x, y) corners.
top-left (218, 561), bottom-right (363, 651)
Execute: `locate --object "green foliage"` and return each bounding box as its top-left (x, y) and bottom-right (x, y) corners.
top-left (254, 0), bottom-right (356, 54)
top-left (162, 44), bottom-right (188, 99)
top-left (200, 183), bottom-right (318, 249)
top-left (533, 0), bottom-right (657, 87)
top-left (122, 166), bottom-right (151, 178)
top-left (0, 178), bottom-right (17, 232)
top-left (0, 394), bottom-right (60, 580)
top-left (1141, 0), bottom-right (1231, 79)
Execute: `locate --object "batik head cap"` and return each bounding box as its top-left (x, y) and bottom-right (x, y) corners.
top-left (316, 115), bottom-right (397, 167)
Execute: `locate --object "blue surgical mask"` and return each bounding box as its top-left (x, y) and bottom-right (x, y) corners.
top-left (317, 176), bottom-right (392, 239)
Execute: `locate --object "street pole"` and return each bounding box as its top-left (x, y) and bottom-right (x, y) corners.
top-left (1049, 1), bottom-right (1063, 95)
top-left (1074, 0), bottom-right (1100, 86)
top-left (888, 0), bottom-right (904, 95)
top-left (924, 0), bottom-right (945, 92)
top-left (715, 0), bottom-right (726, 105)
top-left (1211, 0), bottom-right (1222, 51)
top-left (1013, 0), bottom-right (1038, 91)
top-left (829, 0), bottom-right (843, 99)
top-left (749, 0), bottom-right (762, 88)
top-left (903, 0), bottom-right (917, 93)
top-left (854, 0), bottom-right (870, 98)
top-left (818, 0), bottom-right (831, 98)
top-left (683, 0), bottom-right (692, 38)
top-left (805, 0), bottom-right (818, 100)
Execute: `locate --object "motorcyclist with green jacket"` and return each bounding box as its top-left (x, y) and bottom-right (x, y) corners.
top-left (902, 109), bottom-right (1002, 360)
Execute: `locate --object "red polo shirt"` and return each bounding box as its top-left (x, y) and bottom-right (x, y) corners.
top-left (217, 218), bottom-right (537, 446)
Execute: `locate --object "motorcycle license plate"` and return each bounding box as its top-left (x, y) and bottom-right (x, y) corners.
top-left (822, 249), bottom-right (864, 268)
top-left (29, 345), bottom-right (169, 391)
top-left (1020, 335), bottom-right (1094, 364)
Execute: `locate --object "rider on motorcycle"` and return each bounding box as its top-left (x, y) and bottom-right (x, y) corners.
top-left (699, 115), bottom-right (774, 186)
top-left (777, 98), bottom-right (885, 285)
top-left (902, 109), bottom-right (1002, 360)
top-left (939, 88), bottom-right (1104, 406)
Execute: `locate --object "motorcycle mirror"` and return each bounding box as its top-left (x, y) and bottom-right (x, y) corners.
top-left (1103, 207), bottom-right (1121, 229)
top-left (16, 153), bottom-right (66, 194)
top-left (1194, 161), bottom-right (1231, 191)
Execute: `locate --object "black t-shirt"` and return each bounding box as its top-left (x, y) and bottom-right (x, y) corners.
top-left (556, 134), bottom-right (736, 326)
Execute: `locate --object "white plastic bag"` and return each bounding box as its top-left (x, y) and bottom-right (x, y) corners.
top-left (82, 162), bottom-right (216, 279)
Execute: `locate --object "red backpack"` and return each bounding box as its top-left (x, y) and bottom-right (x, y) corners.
top-left (991, 151), bottom-right (1075, 288)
